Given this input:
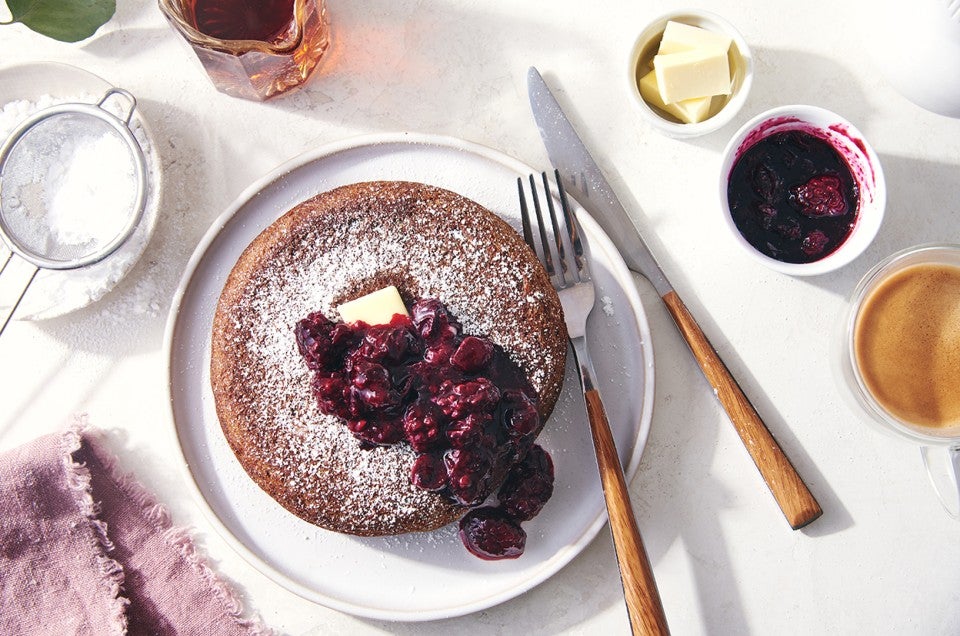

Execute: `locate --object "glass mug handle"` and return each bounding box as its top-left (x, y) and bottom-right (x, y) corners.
top-left (920, 445), bottom-right (960, 519)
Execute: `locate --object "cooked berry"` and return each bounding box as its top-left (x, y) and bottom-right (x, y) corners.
top-left (311, 372), bottom-right (349, 418)
top-left (444, 448), bottom-right (493, 506)
top-left (410, 453), bottom-right (447, 491)
top-left (500, 389), bottom-right (539, 437)
top-left (450, 336), bottom-right (495, 373)
top-left (294, 312), bottom-right (338, 371)
top-left (349, 361), bottom-right (398, 410)
top-left (423, 341), bottom-right (457, 365)
top-left (411, 298), bottom-right (461, 341)
top-left (346, 417), bottom-right (404, 446)
top-left (446, 413), bottom-right (496, 450)
top-left (792, 174), bottom-right (847, 217)
top-left (498, 445), bottom-right (554, 521)
top-left (458, 507), bottom-right (526, 560)
top-left (755, 203), bottom-right (778, 230)
top-left (356, 323), bottom-right (419, 364)
top-left (409, 359), bottom-right (461, 396)
top-left (751, 163), bottom-right (780, 202)
top-left (434, 378), bottom-right (501, 419)
top-left (403, 401), bottom-right (445, 452)
top-left (328, 322), bottom-right (356, 349)
top-left (802, 229), bottom-right (830, 256)
top-left (507, 435), bottom-right (533, 465)
top-left (775, 217), bottom-right (801, 239)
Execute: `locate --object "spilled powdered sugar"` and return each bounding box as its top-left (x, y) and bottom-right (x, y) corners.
top-left (215, 182), bottom-right (565, 535)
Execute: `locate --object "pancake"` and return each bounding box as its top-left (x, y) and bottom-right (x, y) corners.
top-left (210, 181), bottom-right (566, 536)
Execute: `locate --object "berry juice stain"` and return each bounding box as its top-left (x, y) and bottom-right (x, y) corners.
top-left (189, 0), bottom-right (295, 42)
top-left (727, 129), bottom-right (860, 264)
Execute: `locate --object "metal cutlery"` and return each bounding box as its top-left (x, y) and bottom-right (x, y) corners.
top-left (527, 66), bottom-right (822, 530)
top-left (519, 171), bottom-right (670, 636)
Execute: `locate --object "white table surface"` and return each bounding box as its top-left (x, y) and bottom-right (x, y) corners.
top-left (2, 1), bottom-right (959, 634)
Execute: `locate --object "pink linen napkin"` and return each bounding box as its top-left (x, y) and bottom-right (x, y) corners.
top-left (0, 425), bottom-right (271, 635)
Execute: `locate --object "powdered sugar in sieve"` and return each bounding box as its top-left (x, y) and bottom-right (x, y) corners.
top-left (0, 72), bottom-right (161, 321)
top-left (0, 89), bottom-right (147, 335)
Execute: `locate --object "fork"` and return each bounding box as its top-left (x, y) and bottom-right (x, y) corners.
top-left (519, 171), bottom-right (670, 636)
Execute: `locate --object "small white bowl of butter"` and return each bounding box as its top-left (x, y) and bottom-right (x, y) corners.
top-left (628, 10), bottom-right (753, 138)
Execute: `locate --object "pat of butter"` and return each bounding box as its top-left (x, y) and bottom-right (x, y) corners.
top-left (658, 20), bottom-right (732, 55)
top-left (337, 286), bottom-right (410, 325)
top-left (638, 70), bottom-right (714, 123)
top-left (653, 47), bottom-right (731, 103)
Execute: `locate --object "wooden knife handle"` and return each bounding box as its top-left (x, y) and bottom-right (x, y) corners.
top-left (661, 290), bottom-right (823, 530)
top-left (585, 388), bottom-right (670, 636)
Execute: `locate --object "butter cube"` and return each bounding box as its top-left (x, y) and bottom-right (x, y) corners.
top-left (653, 48), bottom-right (731, 103)
top-left (638, 70), bottom-right (714, 123)
top-left (658, 20), bottom-right (732, 55)
top-left (337, 285), bottom-right (409, 325)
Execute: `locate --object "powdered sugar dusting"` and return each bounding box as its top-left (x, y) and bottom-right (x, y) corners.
top-left (212, 181), bottom-right (566, 535)
top-left (601, 295), bottom-right (615, 317)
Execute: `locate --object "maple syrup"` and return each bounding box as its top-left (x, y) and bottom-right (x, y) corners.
top-left (158, 0), bottom-right (330, 101)
top-left (188, 0), bottom-right (295, 42)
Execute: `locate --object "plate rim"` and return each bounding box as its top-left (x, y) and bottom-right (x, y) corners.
top-left (162, 131), bottom-right (656, 621)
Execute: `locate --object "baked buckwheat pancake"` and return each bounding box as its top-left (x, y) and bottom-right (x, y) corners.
top-left (210, 181), bottom-right (566, 536)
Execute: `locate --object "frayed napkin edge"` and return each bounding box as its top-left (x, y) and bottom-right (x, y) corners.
top-left (60, 423), bottom-right (129, 635)
top-left (62, 418), bottom-right (274, 636)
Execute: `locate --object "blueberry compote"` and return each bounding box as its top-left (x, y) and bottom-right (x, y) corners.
top-left (295, 298), bottom-right (554, 559)
top-left (727, 129), bottom-right (860, 264)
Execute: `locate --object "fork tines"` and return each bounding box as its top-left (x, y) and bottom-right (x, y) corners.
top-left (517, 170), bottom-right (588, 287)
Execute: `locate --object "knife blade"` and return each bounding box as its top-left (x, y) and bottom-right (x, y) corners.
top-left (527, 66), bottom-right (823, 530)
top-left (527, 67), bottom-right (672, 297)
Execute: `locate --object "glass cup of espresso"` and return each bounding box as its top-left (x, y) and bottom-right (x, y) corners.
top-left (838, 243), bottom-right (960, 517)
top-left (157, 0), bottom-right (330, 101)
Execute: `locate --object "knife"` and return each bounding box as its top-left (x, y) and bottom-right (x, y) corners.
top-left (527, 66), bottom-right (822, 530)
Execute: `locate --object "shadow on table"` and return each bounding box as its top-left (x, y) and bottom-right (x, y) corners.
top-left (790, 152), bottom-right (960, 301)
top-left (624, 273), bottom-right (756, 636)
top-left (249, 0), bottom-right (596, 146)
top-left (627, 272), bottom-right (852, 633)
top-left (686, 47), bottom-right (875, 156)
top-left (76, 1), bottom-right (173, 60)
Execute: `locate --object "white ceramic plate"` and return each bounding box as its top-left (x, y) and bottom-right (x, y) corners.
top-left (165, 133), bottom-right (655, 621)
top-left (0, 61), bottom-right (161, 320)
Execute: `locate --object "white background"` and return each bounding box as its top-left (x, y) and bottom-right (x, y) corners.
top-left (1, 0), bottom-right (959, 633)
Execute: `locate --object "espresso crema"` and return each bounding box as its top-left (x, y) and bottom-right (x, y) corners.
top-left (854, 263), bottom-right (960, 432)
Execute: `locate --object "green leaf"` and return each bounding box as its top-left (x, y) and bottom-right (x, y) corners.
top-left (5, 0), bottom-right (116, 43)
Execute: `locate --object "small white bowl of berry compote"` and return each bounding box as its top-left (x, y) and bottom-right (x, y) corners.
top-left (719, 105), bottom-right (885, 276)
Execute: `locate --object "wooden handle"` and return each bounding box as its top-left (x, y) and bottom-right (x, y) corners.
top-left (585, 388), bottom-right (670, 636)
top-left (662, 290), bottom-right (822, 529)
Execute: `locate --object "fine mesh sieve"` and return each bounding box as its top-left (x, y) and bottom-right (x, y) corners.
top-left (0, 88), bottom-right (147, 335)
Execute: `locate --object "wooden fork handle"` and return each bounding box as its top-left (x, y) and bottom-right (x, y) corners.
top-left (584, 388), bottom-right (670, 636)
top-left (662, 290), bottom-right (823, 530)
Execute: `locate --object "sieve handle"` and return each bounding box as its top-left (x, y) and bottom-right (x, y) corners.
top-left (97, 88), bottom-right (138, 125)
top-left (0, 256), bottom-right (39, 337)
